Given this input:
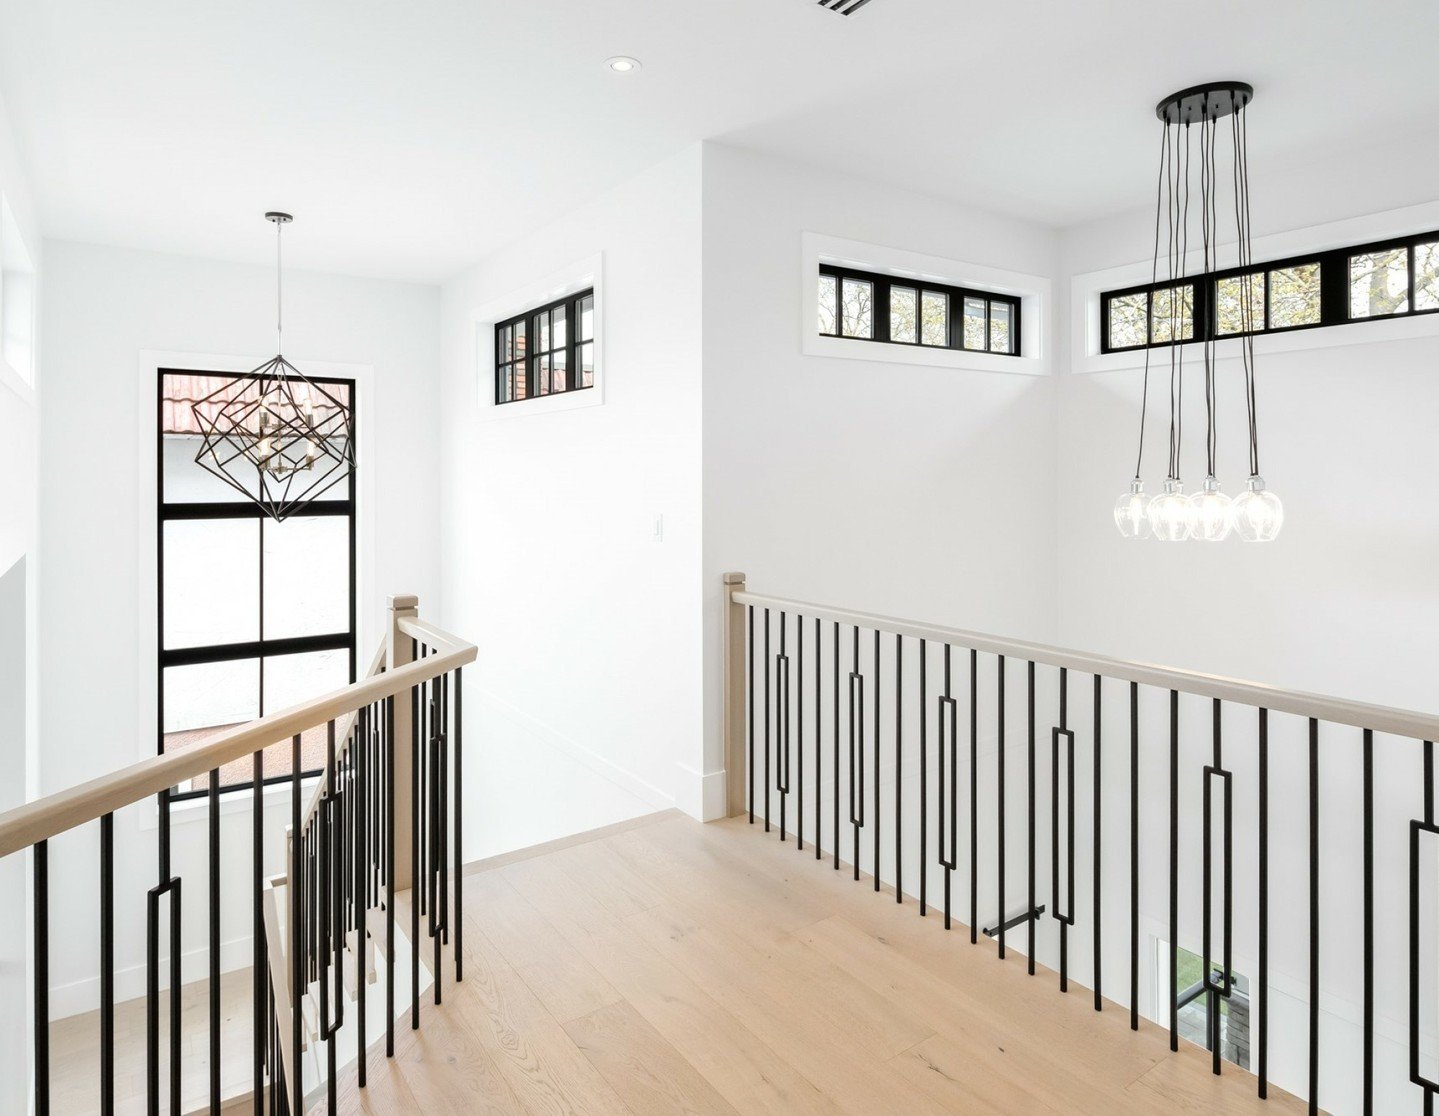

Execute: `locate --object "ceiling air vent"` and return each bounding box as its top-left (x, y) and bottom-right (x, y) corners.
top-left (815, 0), bottom-right (876, 15)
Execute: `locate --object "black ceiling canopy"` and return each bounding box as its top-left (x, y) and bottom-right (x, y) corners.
top-left (816, 0), bottom-right (875, 15)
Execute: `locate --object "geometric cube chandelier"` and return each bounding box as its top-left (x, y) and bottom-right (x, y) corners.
top-left (193, 212), bottom-right (355, 521)
top-left (1113, 81), bottom-right (1283, 542)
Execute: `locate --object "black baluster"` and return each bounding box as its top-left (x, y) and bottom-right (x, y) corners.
top-left (1130, 682), bottom-right (1139, 1032)
top-left (1093, 675), bottom-right (1102, 1011)
top-left (970, 648), bottom-right (978, 945)
top-left (102, 813), bottom-right (115, 1116)
top-left (777, 613), bottom-right (789, 842)
top-left (849, 626), bottom-right (864, 883)
top-left (34, 839), bottom-right (48, 1116)
top-left (873, 629), bottom-right (881, 894)
top-left (1052, 668), bottom-right (1074, 988)
top-left (209, 766), bottom-right (222, 1114)
top-left (1308, 717), bottom-right (1319, 1116)
top-left (1362, 727), bottom-right (1373, 1115)
top-left (356, 709), bottom-right (368, 1087)
top-left (412, 677), bottom-right (421, 1031)
top-left (997, 653), bottom-right (1006, 960)
top-left (455, 669), bottom-right (464, 983)
top-left (764, 609), bottom-right (771, 834)
top-left (797, 616), bottom-right (804, 852)
top-left (939, 646), bottom-right (957, 930)
top-left (815, 618), bottom-right (822, 861)
top-left (290, 734), bottom-right (303, 1114)
top-left (1027, 661), bottom-right (1036, 975)
top-left (1258, 708), bottom-right (1268, 1096)
top-left (833, 622), bottom-right (840, 871)
top-left (252, 751), bottom-right (264, 1116)
top-left (1169, 689), bottom-right (1179, 1052)
top-left (920, 639), bottom-right (928, 916)
top-left (1202, 699), bottom-right (1233, 1076)
top-left (895, 633), bottom-right (902, 902)
top-left (1412, 741), bottom-right (1436, 1111)
top-left (385, 696), bottom-right (396, 1058)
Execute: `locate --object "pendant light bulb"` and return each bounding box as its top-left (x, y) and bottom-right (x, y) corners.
top-left (1232, 475), bottom-right (1283, 541)
top-left (1189, 477), bottom-right (1233, 542)
top-left (1113, 480), bottom-right (1152, 539)
top-left (1147, 479), bottom-right (1195, 541)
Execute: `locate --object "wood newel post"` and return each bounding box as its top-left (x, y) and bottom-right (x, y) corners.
top-left (723, 573), bottom-right (747, 818)
top-left (388, 594), bottom-right (417, 889)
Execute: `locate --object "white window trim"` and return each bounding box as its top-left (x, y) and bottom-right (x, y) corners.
top-left (135, 349), bottom-right (376, 826)
top-left (471, 252), bottom-right (604, 420)
top-left (801, 231), bottom-right (1051, 377)
top-left (1072, 199), bottom-right (1439, 375)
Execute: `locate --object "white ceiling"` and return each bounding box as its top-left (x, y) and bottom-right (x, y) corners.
top-left (1, 0), bottom-right (1437, 283)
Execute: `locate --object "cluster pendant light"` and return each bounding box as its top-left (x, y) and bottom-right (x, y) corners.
top-left (1113, 82), bottom-right (1282, 542)
top-left (192, 213), bottom-right (355, 521)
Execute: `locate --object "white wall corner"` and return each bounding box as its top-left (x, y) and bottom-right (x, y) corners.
top-left (674, 761), bottom-right (728, 822)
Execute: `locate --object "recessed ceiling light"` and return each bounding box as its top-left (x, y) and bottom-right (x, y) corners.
top-left (605, 56), bottom-right (641, 74)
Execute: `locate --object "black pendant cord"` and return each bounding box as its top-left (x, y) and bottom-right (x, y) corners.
top-left (1231, 106), bottom-right (1260, 477)
top-left (1133, 124), bottom-right (1170, 481)
top-left (1165, 122), bottom-right (1180, 480)
top-left (275, 217), bottom-right (284, 354)
top-left (1200, 112), bottom-right (1218, 480)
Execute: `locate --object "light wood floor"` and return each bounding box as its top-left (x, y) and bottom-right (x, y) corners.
top-left (337, 811), bottom-right (1305, 1115)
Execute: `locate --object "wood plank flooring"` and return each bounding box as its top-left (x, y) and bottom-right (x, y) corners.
top-left (337, 811), bottom-right (1307, 1115)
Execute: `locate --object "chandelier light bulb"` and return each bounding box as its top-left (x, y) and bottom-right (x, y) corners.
top-left (1189, 477), bottom-right (1233, 542)
top-left (1147, 479), bottom-right (1195, 542)
top-left (1232, 475), bottom-right (1283, 542)
top-left (1113, 480), bottom-right (1152, 539)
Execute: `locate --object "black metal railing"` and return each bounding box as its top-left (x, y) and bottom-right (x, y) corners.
top-left (729, 580), bottom-right (1439, 1115)
top-left (4, 598), bottom-right (472, 1115)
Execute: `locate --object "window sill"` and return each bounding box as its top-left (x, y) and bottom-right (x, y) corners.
top-left (804, 332), bottom-right (1048, 376)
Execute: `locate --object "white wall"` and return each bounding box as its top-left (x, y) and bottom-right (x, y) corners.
top-left (38, 240), bottom-right (440, 1012)
top-left (700, 143), bottom-right (1061, 813)
top-left (0, 83), bottom-right (40, 1116)
top-left (437, 146), bottom-right (704, 854)
top-left (1054, 135), bottom-right (1439, 1112)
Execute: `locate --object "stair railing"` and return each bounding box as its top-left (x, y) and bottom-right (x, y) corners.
top-left (0, 592), bottom-right (474, 1115)
top-left (722, 571), bottom-right (1439, 1114)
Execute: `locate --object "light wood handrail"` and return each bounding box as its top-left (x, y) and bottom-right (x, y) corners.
top-left (0, 627), bottom-right (476, 858)
top-left (728, 581), bottom-right (1439, 743)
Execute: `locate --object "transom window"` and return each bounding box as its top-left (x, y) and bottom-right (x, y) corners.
top-left (1102, 229), bottom-right (1439, 353)
top-left (157, 369), bottom-right (357, 796)
top-left (817, 265), bottom-right (1020, 356)
top-left (495, 288), bottom-right (595, 405)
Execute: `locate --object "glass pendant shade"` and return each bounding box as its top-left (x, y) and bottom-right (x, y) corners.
top-left (1113, 480), bottom-right (1152, 539)
top-left (1147, 479), bottom-right (1195, 541)
top-left (1232, 475), bottom-right (1283, 541)
top-left (1189, 477), bottom-right (1233, 542)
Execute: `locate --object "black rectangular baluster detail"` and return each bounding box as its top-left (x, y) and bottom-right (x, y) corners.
top-left (939, 665), bottom-right (958, 931)
top-left (252, 751), bottom-right (264, 1116)
top-left (1412, 740), bottom-right (1438, 1107)
top-left (429, 700), bottom-right (442, 1005)
top-left (34, 840), bottom-right (49, 1116)
top-left (970, 649), bottom-right (978, 945)
top-left (797, 616), bottom-right (804, 852)
top-left (455, 669), bottom-right (464, 983)
top-left (102, 813), bottom-right (115, 1115)
top-left (814, 618), bottom-right (822, 860)
top-left (1309, 717), bottom-right (1319, 1115)
top-left (874, 628), bottom-right (881, 894)
top-left (289, 734), bottom-right (303, 1116)
top-left (776, 613), bottom-right (789, 842)
top-left (1362, 727), bottom-right (1373, 1114)
top-left (764, 609), bottom-right (771, 834)
top-left (833, 622), bottom-right (840, 870)
top-left (1027, 661), bottom-right (1036, 975)
top-left (849, 626), bottom-right (864, 882)
top-left (1093, 675), bottom-right (1102, 1011)
top-left (1052, 668), bottom-right (1074, 990)
top-left (920, 639), bottom-right (928, 915)
top-left (386, 697), bottom-right (396, 1057)
top-left (1201, 699), bottom-right (1233, 1078)
top-left (748, 606), bottom-right (755, 824)
top-left (209, 766), bottom-right (222, 1113)
top-left (997, 654), bottom-right (1006, 959)
top-left (1169, 689), bottom-right (1179, 1052)
top-left (1258, 709), bottom-right (1269, 1096)
top-left (323, 723), bottom-right (338, 1114)
top-left (1130, 682), bottom-right (1139, 1032)
top-left (895, 632), bottom-right (902, 902)
top-left (412, 678), bottom-right (421, 1030)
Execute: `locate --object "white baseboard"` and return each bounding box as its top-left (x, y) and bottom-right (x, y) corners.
top-left (674, 762), bottom-right (728, 821)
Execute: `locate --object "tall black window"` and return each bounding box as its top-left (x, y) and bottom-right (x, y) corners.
top-left (495, 288), bottom-right (595, 405)
top-left (816, 264), bottom-right (1021, 356)
top-left (1101, 229), bottom-right (1439, 353)
top-left (157, 368), bottom-right (357, 796)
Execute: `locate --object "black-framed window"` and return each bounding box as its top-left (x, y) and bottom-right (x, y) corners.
top-left (157, 368), bottom-right (357, 798)
top-left (817, 264), bottom-right (1021, 356)
top-left (495, 288), bottom-right (595, 405)
top-left (1101, 229), bottom-right (1439, 353)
